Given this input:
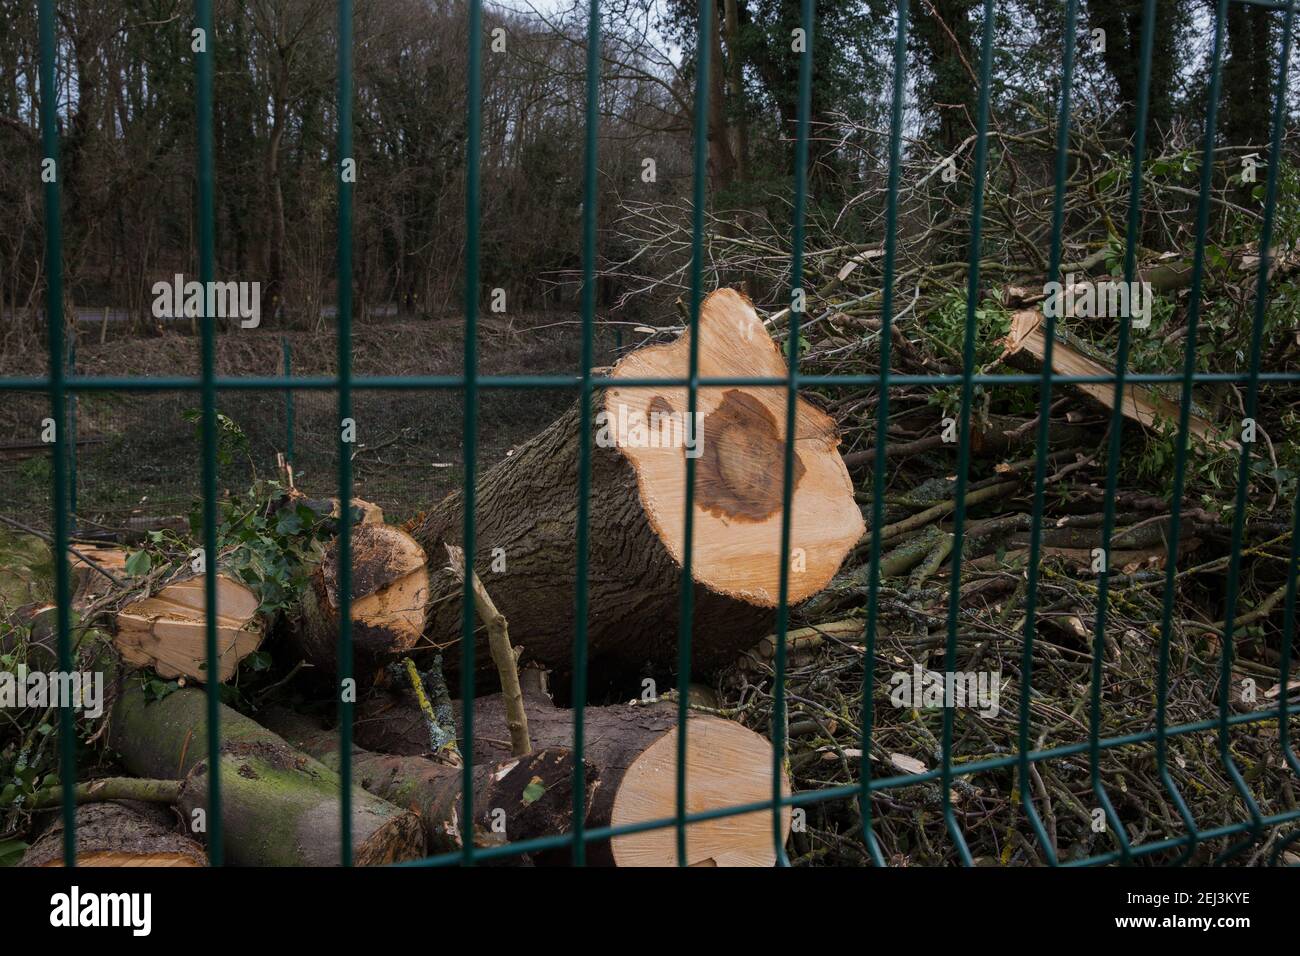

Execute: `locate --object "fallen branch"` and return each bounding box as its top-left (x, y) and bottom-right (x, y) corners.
top-left (445, 543), bottom-right (530, 756)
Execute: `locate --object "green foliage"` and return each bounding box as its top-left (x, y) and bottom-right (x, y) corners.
top-left (140, 675), bottom-right (182, 703)
top-left (16, 454), bottom-right (51, 489)
top-left (0, 700), bottom-right (63, 817)
top-left (521, 778), bottom-right (547, 805)
top-left (123, 549), bottom-right (153, 577)
top-left (920, 291), bottom-right (1015, 419)
top-left (182, 409), bottom-right (251, 471)
top-left (214, 481), bottom-right (332, 617)
top-left (0, 838), bottom-right (28, 867)
top-left (1125, 410), bottom-right (1242, 512)
top-left (921, 290), bottom-right (1013, 368)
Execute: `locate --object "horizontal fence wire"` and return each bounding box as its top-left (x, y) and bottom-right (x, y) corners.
top-left (8, 372), bottom-right (1300, 392)
top-left (26, 0), bottom-right (1300, 866)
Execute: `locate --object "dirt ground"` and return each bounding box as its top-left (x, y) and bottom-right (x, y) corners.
top-left (0, 312), bottom-right (620, 527)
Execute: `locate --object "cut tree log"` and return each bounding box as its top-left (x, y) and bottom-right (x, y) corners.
top-left (1000, 309), bottom-right (1235, 450)
top-left (264, 709), bottom-right (591, 857)
top-left (21, 801), bottom-right (206, 867)
top-left (411, 287), bottom-right (863, 682)
top-left (294, 523), bottom-right (429, 674)
top-left (111, 684), bottom-right (425, 866)
top-left (114, 571), bottom-right (263, 683)
top-left (355, 672), bottom-right (791, 866)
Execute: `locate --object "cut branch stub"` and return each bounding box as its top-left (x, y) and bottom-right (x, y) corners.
top-left (114, 571), bottom-right (263, 683)
top-left (605, 287), bottom-right (864, 606)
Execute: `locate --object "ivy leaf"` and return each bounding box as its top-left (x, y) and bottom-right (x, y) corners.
top-left (521, 776), bottom-right (546, 805)
top-left (275, 510), bottom-right (302, 536)
top-left (0, 839), bottom-right (28, 867)
top-left (124, 550), bottom-right (153, 577)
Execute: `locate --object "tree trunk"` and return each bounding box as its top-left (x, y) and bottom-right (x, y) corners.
top-left (723, 0), bottom-right (748, 187)
top-left (22, 801), bottom-right (206, 867)
top-left (411, 288), bottom-right (863, 686)
top-left (110, 684), bottom-right (425, 866)
top-left (1222, 2), bottom-right (1274, 149)
top-left (354, 672), bottom-right (790, 866)
top-left (707, 0), bottom-right (736, 193)
top-left (264, 709), bottom-right (591, 858)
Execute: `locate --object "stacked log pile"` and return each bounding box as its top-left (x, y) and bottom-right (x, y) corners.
top-left (1, 291), bottom-right (843, 867)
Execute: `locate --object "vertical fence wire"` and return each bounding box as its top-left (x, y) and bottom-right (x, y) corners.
top-left (195, 0), bottom-right (223, 868)
top-left (859, 0), bottom-right (910, 869)
top-left (460, 0), bottom-right (484, 867)
top-left (1088, 0), bottom-right (1187, 863)
top-left (674, 0), bottom-right (713, 866)
top-left (1212, 0), bottom-right (1298, 860)
top-left (770, 0), bottom-right (817, 867)
top-left (37, 0), bottom-right (75, 868)
top-left (571, 0), bottom-right (602, 867)
top-left (1017, 0), bottom-right (1080, 867)
top-left (1155, 0), bottom-right (1262, 864)
top-left (938, 0), bottom-right (997, 867)
top-left (336, 0), bottom-right (356, 867)
top-left (1131, 0), bottom-right (1201, 860)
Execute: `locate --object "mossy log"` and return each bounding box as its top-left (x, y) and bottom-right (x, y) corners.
top-left (110, 684), bottom-right (425, 866)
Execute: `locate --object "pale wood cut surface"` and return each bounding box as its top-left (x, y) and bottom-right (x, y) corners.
top-left (610, 714), bottom-right (791, 867)
top-left (1003, 309), bottom-right (1233, 449)
top-left (115, 572), bottom-right (262, 682)
top-left (606, 288), bottom-right (864, 606)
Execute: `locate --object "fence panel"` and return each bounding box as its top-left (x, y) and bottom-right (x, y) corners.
top-left (9, 0), bottom-right (1300, 867)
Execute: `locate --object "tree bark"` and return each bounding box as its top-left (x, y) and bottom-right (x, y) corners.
top-left (411, 288), bottom-right (862, 687)
top-left (414, 396), bottom-right (772, 688)
top-left (110, 684), bottom-right (425, 866)
top-left (263, 709), bottom-right (590, 859)
top-left (22, 801), bottom-right (206, 868)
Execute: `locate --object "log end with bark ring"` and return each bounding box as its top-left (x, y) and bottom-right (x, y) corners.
top-left (604, 287), bottom-right (864, 607)
top-left (360, 688), bottom-right (792, 866)
top-left (297, 523), bottom-right (430, 671)
top-left (21, 802), bottom-right (207, 867)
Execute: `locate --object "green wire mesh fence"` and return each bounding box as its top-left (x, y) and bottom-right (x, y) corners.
top-left (13, 0), bottom-right (1300, 866)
